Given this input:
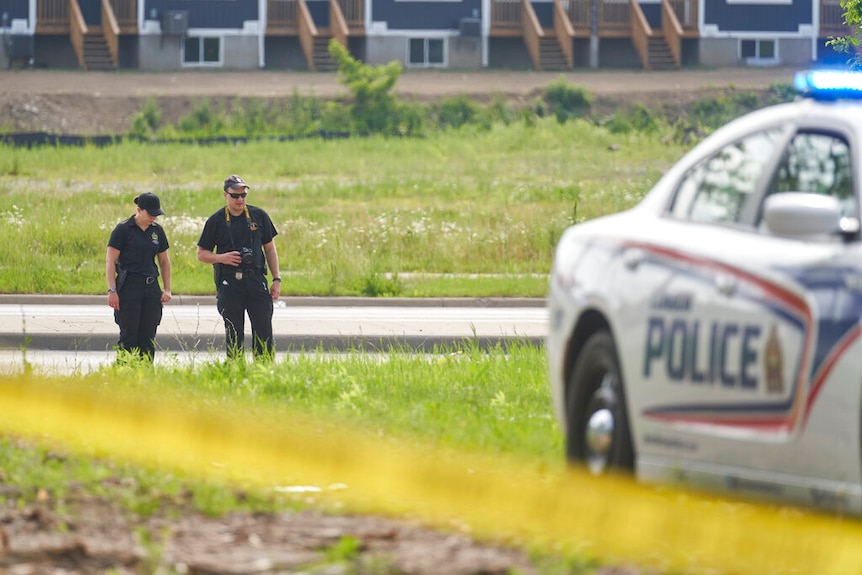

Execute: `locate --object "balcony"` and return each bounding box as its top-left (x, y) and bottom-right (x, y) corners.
top-left (267, 0), bottom-right (364, 36)
top-left (36, 0), bottom-right (137, 34)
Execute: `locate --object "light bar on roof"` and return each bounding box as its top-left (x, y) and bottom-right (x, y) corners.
top-left (794, 69), bottom-right (862, 100)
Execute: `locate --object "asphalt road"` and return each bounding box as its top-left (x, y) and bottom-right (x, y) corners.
top-left (0, 296), bottom-right (546, 372)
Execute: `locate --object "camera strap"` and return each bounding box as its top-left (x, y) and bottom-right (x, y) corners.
top-left (224, 206), bottom-right (262, 274)
top-left (224, 205), bottom-right (254, 251)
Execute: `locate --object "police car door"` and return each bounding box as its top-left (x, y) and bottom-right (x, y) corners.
top-left (634, 120), bottom-right (862, 493)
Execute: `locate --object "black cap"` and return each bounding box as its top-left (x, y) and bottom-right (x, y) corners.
top-left (224, 174), bottom-right (250, 192)
top-left (134, 193), bottom-right (165, 216)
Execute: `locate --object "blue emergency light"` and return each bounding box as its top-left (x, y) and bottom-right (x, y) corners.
top-left (794, 69), bottom-right (862, 100)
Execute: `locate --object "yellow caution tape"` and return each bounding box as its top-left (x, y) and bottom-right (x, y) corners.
top-left (2, 375), bottom-right (862, 574)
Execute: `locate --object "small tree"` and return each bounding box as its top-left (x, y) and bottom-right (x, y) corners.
top-left (328, 40), bottom-right (404, 134)
top-left (826, 0), bottom-right (862, 68)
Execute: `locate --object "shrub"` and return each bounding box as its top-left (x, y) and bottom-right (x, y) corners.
top-left (543, 77), bottom-right (591, 123)
top-left (127, 97), bottom-right (160, 139)
top-left (329, 40), bottom-right (405, 135)
top-left (434, 95), bottom-right (481, 130)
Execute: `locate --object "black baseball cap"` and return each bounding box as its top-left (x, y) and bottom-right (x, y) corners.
top-left (134, 192), bottom-right (165, 216)
top-left (224, 174), bottom-right (250, 191)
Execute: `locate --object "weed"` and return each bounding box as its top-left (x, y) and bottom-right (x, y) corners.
top-left (543, 77), bottom-right (591, 123)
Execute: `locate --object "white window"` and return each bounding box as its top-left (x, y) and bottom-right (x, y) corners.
top-left (408, 38), bottom-right (445, 67)
top-left (183, 36), bottom-right (222, 66)
top-left (740, 39), bottom-right (777, 63)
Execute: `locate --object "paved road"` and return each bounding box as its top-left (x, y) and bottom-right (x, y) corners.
top-left (0, 296), bottom-right (546, 364)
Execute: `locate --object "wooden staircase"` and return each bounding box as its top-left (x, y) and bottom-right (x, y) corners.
top-left (312, 29), bottom-right (338, 71)
top-left (539, 34), bottom-right (569, 71)
top-left (82, 26), bottom-right (115, 70)
top-left (646, 35), bottom-right (675, 69)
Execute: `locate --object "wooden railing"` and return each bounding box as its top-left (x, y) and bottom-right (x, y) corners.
top-left (102, 0), bottom-right (119, 67)
top-left (667, 0), bottom-right (696, 31)
top-left (554, 0), bottom-right (575, 67)
top-left (557, 0), bottom-right (632, 37)
top-left (821, 0), bottom-right (850, 37)
top-left (338, 0), bottom-right (364, 30)
top-left (267, 0), bottom-right (298, 34)
top-left (69, 0), bottom-right (87, 69)
top-left (521, 0), bottom-right (544, 68)
top-left (602, 0), bottom-right (633, 35)
top-left (512, 0), bottom-right (696, 38)
top-left (629, 0), bottom-right (651, 68)
top-left (561, 0), bottom-right (589, 33)
top-left (36, 0), bottom-right (69, 33)
top-left (661, 0), bottom-right (682, 66)
top-left (330, 0), bottom-right (349, 47)
top-left (37, 0), bottom-right (136, 34)
top-left (297, 0), bottom-right (318, 69)
top-left (491, 0), bottom-right (522, 34)
top-left (109, 0), bottom-right (137, 33)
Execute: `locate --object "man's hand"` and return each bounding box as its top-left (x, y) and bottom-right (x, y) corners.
top-left (221, 251), bottom-right (242, 267)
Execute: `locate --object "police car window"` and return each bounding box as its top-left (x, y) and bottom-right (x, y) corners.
top-left (767, 132), bottom-right (854, 217)
top-left (669, 129), bottom-right (782, 224)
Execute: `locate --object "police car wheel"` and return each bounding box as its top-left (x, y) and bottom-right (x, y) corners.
top-left (565, 330), bottom-right (634, 474)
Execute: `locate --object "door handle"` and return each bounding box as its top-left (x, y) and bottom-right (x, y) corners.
top-left (715, 273), bottom-right (737, 296)
top-left (623, 248), bottom-right (644, 270)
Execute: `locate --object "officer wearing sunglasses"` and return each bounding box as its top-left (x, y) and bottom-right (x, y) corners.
top-left (196, 175), bottom-right (282, 360)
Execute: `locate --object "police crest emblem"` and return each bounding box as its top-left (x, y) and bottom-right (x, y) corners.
top-left (764, 324), bottom-right (784, 394)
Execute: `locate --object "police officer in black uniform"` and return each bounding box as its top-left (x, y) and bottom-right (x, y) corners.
top-left (106, 192), bottom-right (172, 361)
top-left (197, 175), bottom-right (282, 360)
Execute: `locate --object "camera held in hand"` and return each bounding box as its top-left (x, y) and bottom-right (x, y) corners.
top-left (241, 247), bottom-right (255, 270)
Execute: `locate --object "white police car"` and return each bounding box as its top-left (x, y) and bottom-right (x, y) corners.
top-left (547, 70), bottom-right (862, 514)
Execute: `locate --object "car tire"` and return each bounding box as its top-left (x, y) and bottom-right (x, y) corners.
top-left (565, 330), bottom-right (634, 474)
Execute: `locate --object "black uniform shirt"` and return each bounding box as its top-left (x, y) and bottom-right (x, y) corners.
top-left (197, 205), bottom-right (278, 274)
top-left (108, 216), bottom-right (170, 276)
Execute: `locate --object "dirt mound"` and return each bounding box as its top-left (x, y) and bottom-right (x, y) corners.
top-left (2, 501), bottom-right (553, 575)
top-left (0, 68), bottom-right (798, 135)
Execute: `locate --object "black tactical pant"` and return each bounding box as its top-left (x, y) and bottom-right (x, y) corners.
top-left (114, 275), bottom-right (163, 361)
top-left (216, 272), bottom-right (274, 360)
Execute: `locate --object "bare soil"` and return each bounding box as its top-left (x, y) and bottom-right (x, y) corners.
top-left (0, 67), bottom-right (795, 574)
top-left (0, 67), bottom-right (800, 135)
top-left (1, 496), bottom-right (554, 575)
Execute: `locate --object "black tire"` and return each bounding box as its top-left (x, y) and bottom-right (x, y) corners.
top-left (565, 330), bottom-right (634, 474)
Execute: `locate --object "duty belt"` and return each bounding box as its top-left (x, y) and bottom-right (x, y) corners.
top-left (226, 269), bottom-right (257, 281)
top-left (128, 275), bottom-right (157, 284)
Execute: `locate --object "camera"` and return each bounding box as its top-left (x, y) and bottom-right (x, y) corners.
top-left (241, 247), bottom-right (255, 269)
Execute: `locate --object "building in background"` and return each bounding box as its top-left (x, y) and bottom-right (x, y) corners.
top-left (0, 0), bottom-right (855, 71)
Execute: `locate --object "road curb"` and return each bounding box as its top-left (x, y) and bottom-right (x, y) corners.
top-left (1, 333), bottom-right (544, 353)
top-left (0, 295), bottom-right (547, 307)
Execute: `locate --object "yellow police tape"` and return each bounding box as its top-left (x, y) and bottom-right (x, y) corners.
top-left (3, 375), bottom-right (862, 574)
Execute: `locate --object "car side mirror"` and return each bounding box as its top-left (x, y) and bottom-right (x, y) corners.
top-left (762, 192), bottom-right (848, 240)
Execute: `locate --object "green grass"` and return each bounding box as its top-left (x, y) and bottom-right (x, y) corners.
top-left (57, 342), bottom-right (561, 465)
top-left (0, 84), bottom-right (803, 572)
top-left (2, 343), bottom-right (563, 540)
top-left (0, 119), bottom-right (686, 297)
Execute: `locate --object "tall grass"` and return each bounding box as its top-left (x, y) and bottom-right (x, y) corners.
top-left (79, 342), bottom-right (561, 464)
top-left (2, 343), bottom-right (563, 519)
top-left (0, 119), bottom-right (686, 296)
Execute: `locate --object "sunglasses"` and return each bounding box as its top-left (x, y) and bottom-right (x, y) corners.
top-left (227, 191), bottom-right (248, 199)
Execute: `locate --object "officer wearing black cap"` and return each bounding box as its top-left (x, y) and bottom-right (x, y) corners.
top-left (106, 192), bottom-right (172, 361)
top-left (196, 175), bottom-right (282, 360)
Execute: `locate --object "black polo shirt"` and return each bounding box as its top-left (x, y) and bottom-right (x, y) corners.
top-left (197, 205), bottom-right (278, 275)
top-left (108, 216), bottom-right (170, 276)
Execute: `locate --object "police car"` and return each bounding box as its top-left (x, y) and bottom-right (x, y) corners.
top-left (547, 69), bottom-right (862, 514)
